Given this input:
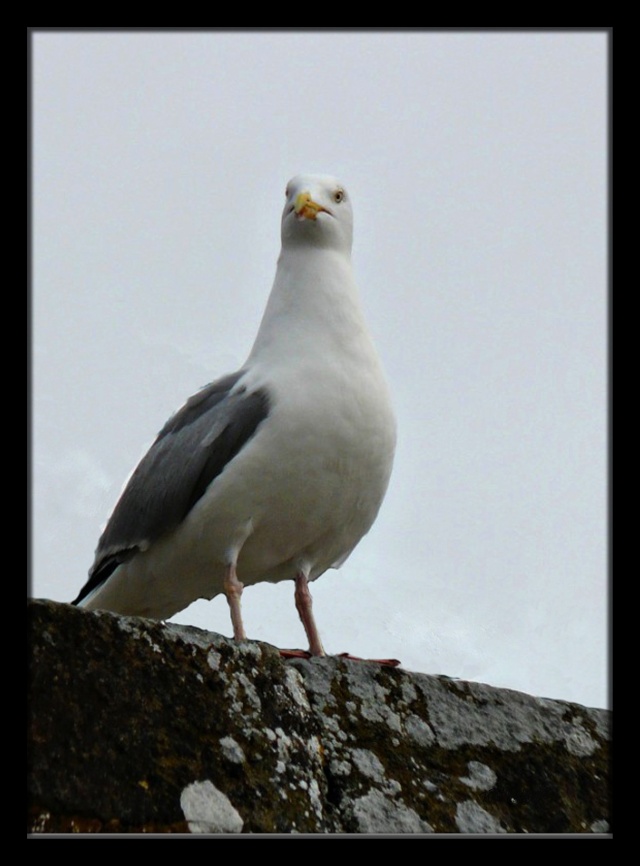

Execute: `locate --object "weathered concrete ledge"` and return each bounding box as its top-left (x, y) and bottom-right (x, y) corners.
top-left (28, 598), bottom-right (611, 834)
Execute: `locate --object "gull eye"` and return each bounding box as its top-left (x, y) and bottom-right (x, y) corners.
top-left (285, 186), bottom-right (290, 198)
top-left (333, 188), bottom-right (345, 203)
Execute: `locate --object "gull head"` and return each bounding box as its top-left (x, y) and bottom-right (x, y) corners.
top-left (281, 174), bottom-right (354, 253)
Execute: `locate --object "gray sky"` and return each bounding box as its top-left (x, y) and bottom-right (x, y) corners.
top-left (32, 30), bottom-right (609, 709)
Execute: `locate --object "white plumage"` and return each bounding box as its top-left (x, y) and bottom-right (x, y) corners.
top-left (73, 174), bottom-right (396, 656)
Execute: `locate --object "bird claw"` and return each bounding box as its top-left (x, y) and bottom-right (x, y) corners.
top-left (279, 648), bottom-right (313, 659)
top-left (337, 652), bottom-right (401, 667)
top-left (279, 648), bottom-right (401, 667)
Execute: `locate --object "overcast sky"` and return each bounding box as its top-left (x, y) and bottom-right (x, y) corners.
top-left (31, 30), bottom-right (609, 709)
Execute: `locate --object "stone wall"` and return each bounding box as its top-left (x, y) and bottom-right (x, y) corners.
top-left (28, 599), bottom-right (611, 834)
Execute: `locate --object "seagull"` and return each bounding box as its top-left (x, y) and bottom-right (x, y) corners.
top-left (72, 174), bottom-right (397, 659)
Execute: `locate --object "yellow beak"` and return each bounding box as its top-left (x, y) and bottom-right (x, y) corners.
top-left (294, 191), bottom-right (329, 221)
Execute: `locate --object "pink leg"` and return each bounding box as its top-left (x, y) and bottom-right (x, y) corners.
top-left (294, 571), bottom-right (325, 657)
top-left (224, 563), bottom-right (246, 641)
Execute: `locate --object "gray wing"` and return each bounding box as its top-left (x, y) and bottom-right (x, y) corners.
top-left (73, 371), bottom-right (270, 605)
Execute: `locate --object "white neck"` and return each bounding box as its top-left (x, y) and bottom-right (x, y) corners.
top-left (247, 245), bottom-right (374, 368)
